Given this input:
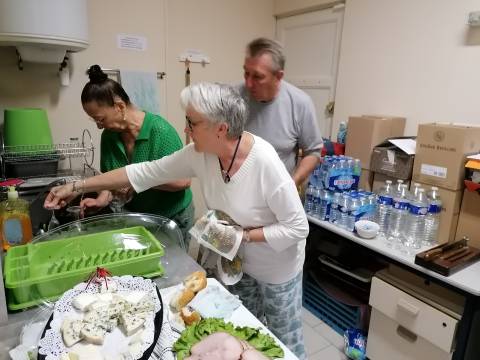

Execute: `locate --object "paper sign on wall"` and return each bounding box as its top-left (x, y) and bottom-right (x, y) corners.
top-left (117, 34), bottom-right (147, 51)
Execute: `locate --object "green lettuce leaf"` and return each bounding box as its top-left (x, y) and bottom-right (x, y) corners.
top-left (173, 318), bottom-right (284, 360)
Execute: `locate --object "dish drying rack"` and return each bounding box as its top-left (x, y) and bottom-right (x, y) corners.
top-left (1, 129), bottom-right (95, 177)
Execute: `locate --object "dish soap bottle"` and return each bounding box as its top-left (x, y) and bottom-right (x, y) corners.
top-left (0, 186), bottom-right (33, 251)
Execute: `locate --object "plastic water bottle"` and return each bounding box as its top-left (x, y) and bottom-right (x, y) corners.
top-left (403, 188), bottom-right (428, 254)
top-left (387, 184), bottom-right (410, 248)
top-left (337, 193), bottom-right (350, 229)
top-left (319, 190), bottom-right (331, 221)
top-left (368, 194), bottom-right (377, 221)
top-left (395, 179), bottom-right (404, 194)
top-left (410, 182), bottom-right (421, 199)
top-left (304, 184), bottom-right (315, 215)
top-left (337, 121), bottom-right (347, 144)
top-left (424, 186), bottom-right (442, 246)
top-left (347, 195), bottom-right (359, 232)
top-left (376, 180), bottom-right (393, 238)
top-left (329, 192), bottom-right (341, 224)
top-left (312, 187), bottom-right (322, 219)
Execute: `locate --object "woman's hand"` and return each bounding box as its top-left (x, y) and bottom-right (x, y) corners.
top-left (79, 190), bottom-right (112, 215)
top-left (44, 183), bottom-right (78, 210)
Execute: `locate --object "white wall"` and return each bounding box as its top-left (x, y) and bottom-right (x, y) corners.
top-left (333, 0), bottom-right (480, 138)
top-left (0, 0), bottom-right (274, 217)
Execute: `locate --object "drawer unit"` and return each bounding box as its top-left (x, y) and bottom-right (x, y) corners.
top-left (367, 277), bottom-right (458, 359)
top-left (367, 309), bottom-right (453, 360)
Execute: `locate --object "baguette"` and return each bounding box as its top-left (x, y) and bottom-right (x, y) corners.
top-left (169, 288), bottom-right (195, 312)
top-left (183, 271), bottom-right (207, 293)
top-left (180, 306), bottom-right (201, 326)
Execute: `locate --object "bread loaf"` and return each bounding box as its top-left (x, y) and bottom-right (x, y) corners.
top-left (169, 288), bottom-right (195, 312)
top-left (180, 306), bottom-right (201, 325)
top-left (183, 271), bottom-right (207, 293)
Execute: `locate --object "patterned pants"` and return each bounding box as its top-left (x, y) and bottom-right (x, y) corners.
top-left (228, 272), bottom-right (306, 360)
top-left (170, 201), bottom-right (195, 250)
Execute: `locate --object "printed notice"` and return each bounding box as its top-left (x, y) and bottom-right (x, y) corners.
top-left (421, 164), bottom-right (447, 178)
top-left (117, 34), bottom-right (147, 51)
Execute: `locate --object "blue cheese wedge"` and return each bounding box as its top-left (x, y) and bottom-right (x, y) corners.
top-left (125, 299), bottom-right (154, 315)
top-left (81, 323), bottom-right (107, 345)
top-left (118, 290), bottom-right (148, 305)
top-left (72, 293), bottom-right (97, 312)
top-left (119, 312), bottom-right (148, 336)
top-left (61, 318), bottom-right (84, 347)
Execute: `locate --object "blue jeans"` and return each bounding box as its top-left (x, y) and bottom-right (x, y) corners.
top-left (228, 271), bottom-right (306, 360)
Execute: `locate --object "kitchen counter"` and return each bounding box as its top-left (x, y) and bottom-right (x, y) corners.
top-left (0, 213), bottom-right (202, 358)
top-left (308, 215), bottom-right (480, 296)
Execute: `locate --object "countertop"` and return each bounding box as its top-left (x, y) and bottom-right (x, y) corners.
top-left (0, 234), bottom-right (202, 358)
top-left (308, 215), bottom-right (480, 296)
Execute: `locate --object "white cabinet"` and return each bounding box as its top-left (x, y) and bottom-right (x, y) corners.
top-left (367, 276), bottom-right (460, 360)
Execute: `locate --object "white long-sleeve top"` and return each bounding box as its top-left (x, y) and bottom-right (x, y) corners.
top-left (126, 134), bottom-right (309, 284)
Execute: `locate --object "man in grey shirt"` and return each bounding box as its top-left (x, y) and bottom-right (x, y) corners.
top-left (237, 37), bottom-right (323, 187)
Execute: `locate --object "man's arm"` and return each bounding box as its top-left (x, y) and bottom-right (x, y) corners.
top-left (292, 154), bottom-right (320, 187)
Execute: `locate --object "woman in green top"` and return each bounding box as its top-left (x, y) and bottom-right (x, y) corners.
top-left (79, 65), bottom-right (194, 242)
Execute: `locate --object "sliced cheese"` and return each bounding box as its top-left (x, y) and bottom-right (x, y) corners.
top-left (120, 312), bottom-right (147, 336)
top-left (72, 293), bottom-right (97, 312)
top-left (118, 290), bottom-right (148, 305)
top-left (61, 318), bottom-right (84, 347)
top-left (80, 323), bottom-right (106, 345)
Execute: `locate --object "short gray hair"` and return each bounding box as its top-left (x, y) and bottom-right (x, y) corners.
top-left (180, 82), bottom-right (246, 139)
top-left (246, 37), bottom-right (285, 72)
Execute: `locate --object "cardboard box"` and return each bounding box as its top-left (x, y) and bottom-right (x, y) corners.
top-left (372, 173), bottom-right (411, 193)
top-left (345, 115), bottom-right (406, 170)
top-left (414, 181), bottom-right (463, 244)
top-left (371, 137), bottom-right (415, 180)
top-left (413, 123), bottom-right (480, 190)
top-left (456, 189), bottom-right (480, 248)
top-left (359, 168), bottom-right (374, 191)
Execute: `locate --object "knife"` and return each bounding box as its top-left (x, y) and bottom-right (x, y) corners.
top-left (442, 246), bottom-right (469, 261)
top-left (424, 237), bottom-right (469, 262)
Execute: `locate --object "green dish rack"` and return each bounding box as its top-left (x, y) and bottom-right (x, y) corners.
top-left (4, 226), bottom-right (165, 310)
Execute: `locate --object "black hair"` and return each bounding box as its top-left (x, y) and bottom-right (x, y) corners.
top-left (81, 65), bottom-right (131, 106)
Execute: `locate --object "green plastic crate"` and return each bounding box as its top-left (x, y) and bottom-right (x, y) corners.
top-left (4, 226), bottom-right (165, 310)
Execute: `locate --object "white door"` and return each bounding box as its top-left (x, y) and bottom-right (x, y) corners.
top-left (276, 5), bottom-right (344, 139)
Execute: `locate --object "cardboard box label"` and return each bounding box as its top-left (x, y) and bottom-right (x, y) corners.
top-left (420, 164), bottom-right (447, 179)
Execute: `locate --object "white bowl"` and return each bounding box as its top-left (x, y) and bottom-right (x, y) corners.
top-left (355, 220), bottom-right (380, 239)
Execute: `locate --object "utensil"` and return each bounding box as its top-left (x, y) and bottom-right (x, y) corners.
top-left (47, 211), bottom-right (60, 231)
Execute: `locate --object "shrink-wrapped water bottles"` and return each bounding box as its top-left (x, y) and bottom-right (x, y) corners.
top-left (304, 184), bottom-right (315, 215)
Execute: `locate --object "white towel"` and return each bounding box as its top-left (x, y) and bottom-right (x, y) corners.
top-left (119, 70), bottom-right (161, 115)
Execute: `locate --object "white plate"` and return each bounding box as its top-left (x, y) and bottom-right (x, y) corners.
top-left (38, 275), bottom-right (161, 360)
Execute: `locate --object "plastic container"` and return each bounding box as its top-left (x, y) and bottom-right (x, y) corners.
top-left (3, 108), bottom-right (53, 147)
top-left (0, 186), bottom-right (32, 251)
top-left (375, 180), bottom-right (393, 238)
top-left (3, 225), bottom-right (164, 310)
top-left (387, 184), bottom-right (410, 248)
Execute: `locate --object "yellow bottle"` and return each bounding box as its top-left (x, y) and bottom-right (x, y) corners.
top-left (0, 186), bottom-right (33, 251)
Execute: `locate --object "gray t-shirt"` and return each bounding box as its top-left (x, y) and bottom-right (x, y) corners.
top-left (237, 81), bottom-right (323, 174)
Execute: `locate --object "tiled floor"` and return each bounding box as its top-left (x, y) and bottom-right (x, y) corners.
top-left (302, 307), bottom-right (348, 360)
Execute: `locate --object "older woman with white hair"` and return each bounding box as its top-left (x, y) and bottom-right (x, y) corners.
top-left (44, 82), bottom-right (309, 359)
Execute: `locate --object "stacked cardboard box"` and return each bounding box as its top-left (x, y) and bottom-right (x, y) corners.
top-left (345, 115), bottom-right (406, 191)
top-left (412, 123), bottom-right (480, 243)
top-left (371, 137), bottom-right (415, 192)
top-left (455, 158), bottom-right (480, 248)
